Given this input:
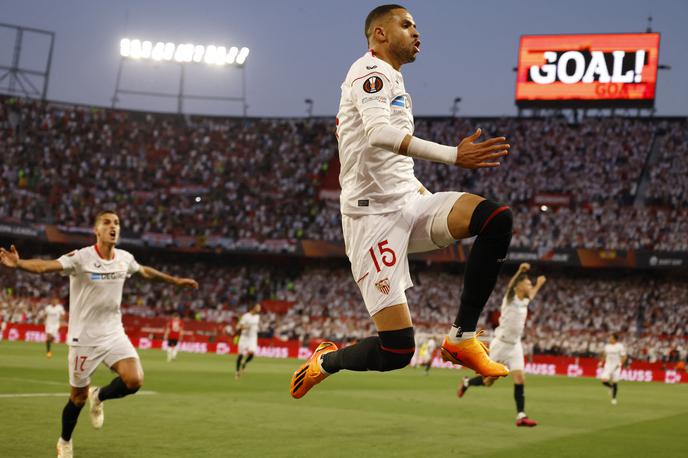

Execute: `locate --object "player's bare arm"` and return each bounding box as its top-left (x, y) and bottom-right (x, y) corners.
top-left (505, 263), bottom-right (530, 292)
top-left (137, 265), bottom-right (198, 289)
top-left (528, 276), bottom-right (546, 300)
top-left (0, 245), bottom-right (63, 274)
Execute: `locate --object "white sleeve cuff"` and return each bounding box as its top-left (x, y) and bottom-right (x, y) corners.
top-left (367, 124), bottom-right (457, 165)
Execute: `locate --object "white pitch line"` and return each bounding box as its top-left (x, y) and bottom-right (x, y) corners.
top-left (0, 377), bottom-right (65, 386)
top-left (0, 391), bottom-right (157, 399)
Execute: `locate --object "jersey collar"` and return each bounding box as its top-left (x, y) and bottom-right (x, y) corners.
top-left (93, 244), bottom-right (116, 261)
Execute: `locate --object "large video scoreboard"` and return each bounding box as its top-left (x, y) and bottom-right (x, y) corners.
top-left (515, 33), bottom-right (660, 108)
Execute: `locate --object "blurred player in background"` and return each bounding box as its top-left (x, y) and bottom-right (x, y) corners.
top-left (599, 333), bottom-right (627, 405)
top-left (43, 299), bottom-right (66, 358)
top-left (163, 313), bottom-right (184, 362)
top-left (0, 210), bottom-right (198, 458)
top-left (235, 304), bottom-right (261, 379)
top-left (416, 334), bottom-right (437, 375)
top-left (291, 4), bottom-right (512, 399)
top-left (458, 263), bottom-right (546, 427)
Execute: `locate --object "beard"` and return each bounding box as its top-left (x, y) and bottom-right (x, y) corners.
top-left (391, 41), bottom-right (416, 65)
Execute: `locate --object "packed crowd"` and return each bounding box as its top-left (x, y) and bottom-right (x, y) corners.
top-left (644, 120), bottom-right (688, 208)
top-left (2, 256), bottom-right (686, 363)
top-left (1, 96), bottom-right (686, 251)
top-left (0, 97), bottom-right (334, 239)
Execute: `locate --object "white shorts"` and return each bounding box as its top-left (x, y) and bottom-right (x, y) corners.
top-left (68, 333), bottom-right (139, 388)
top-left (46, 326), bottom-right (59, 340)
top-left (488, 338), bottom-right (525, 372)
top-left (238, 337), bottom-right (258, 355)
top-left (342, 190), bottom-right (463, 316)
top-left (600, 364), bottom-right (622, 382)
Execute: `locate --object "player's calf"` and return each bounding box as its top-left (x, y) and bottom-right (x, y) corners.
top-left (98, 375), bottom-right (142, 402)
top-left (451, 199), bottom-right (513, 338)
top-left (320, 327), bottom-right (415, 373)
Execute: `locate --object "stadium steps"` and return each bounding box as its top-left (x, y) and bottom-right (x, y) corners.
top-left (633, 129), bottom-right (666, 206)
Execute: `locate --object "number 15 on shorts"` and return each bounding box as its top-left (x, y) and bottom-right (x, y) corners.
top-left (369, 240), bottom-right (397, 272)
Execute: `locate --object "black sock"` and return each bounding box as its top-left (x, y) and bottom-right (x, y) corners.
top-left (61, 399), bottom-right (83, 441)
top-left (424, 361), bottom-right (431, 372)
top-left (321, 328), bottom-right (415, 374)
top-left (236, 354), bottom-right (244, 372)
top-left (514, 383), bottom-right (525, 413)
top-left (602, 381), bottom-right (612, 388)
top-left (612, 383), bottom-right (618, 399)
top-left (453, 201), bottom-right (512, 332)
top-left (97, 376), bottom-right (139, 401)
top-left (468, 376), bottom-right (484, 387)
top-left (242, 354), bottom-right (254, 369)
top-left (46, 341), bottom-right (51, 353)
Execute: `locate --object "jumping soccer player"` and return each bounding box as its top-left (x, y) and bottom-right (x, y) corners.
top-left (291, 4), bottom-right (512, 399)
top-left (0, 210), bottom-right (198, 458)
top-left (43, 300), bottom-right (66, 358)
top-left (457, 263), bottom-right (545, 427)
top-left (235, 304), bottom-right (261, 379)
top-left (163, 313), bottom-right (184, 362)
top-left (599, 333), bottom-right (627, 405)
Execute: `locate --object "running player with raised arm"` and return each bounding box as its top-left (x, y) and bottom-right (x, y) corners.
top-left (235, 304), bottom-right (261, 379)
top-left (43, 300), bottom-right (66, 358)
top-left (599, 333), bottom-right (627, 405)
top-left (457, 263), bottom-right (546, 427)
top-left (0, 210), bottom-right (198, 458)
top-left (291, 4), bottom-right (513, 399)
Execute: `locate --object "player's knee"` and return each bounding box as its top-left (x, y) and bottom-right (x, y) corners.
top-left (122, 373), bottom-right (144, 392)
top-left (469, 199), bottom-right (513, 237)
top-left (70, 388), bottom-right (88, 406)
top-left (378, 327), bottom-right (415, 371)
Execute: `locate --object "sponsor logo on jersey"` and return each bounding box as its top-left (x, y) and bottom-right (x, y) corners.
top-left (375, 278), bottom-right (391, 295)
top-left (90, 272), bottom-right (126, 281)
top-left (363, 75), bottom-right (383, 94)
top-left (366, 65), bottom-right (378, 70)
top-left (357, 199), bottom-right (369, 207)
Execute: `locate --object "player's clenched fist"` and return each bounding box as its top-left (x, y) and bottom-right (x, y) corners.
top-left (455, 128), bottom-right (510, 169)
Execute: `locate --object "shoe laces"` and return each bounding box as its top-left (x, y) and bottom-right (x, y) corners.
top-left (474, 330), bottom-right (489, 353)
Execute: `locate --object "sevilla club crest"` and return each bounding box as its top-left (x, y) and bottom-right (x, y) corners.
top-left (375, 278), bottom-right (391, 295)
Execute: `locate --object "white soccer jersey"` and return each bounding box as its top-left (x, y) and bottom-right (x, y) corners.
top-left (495, 295), bottom-right (530, 343)
top-left (238, 313), bottom-right (260, 342)
top-left (44, 304), bottom-right (65, 330)
top-left (336, 51), bottom-right (423, 216)
top-left (57, 246), bottom-right (141, 347)
top-left (604, 342), bottom-right (626, 368)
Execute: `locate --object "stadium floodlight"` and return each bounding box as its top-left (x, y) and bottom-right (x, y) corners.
top-left (236, 47), bottom-right (250, 65)
top-left (120, 38), bottom-right (249, 66)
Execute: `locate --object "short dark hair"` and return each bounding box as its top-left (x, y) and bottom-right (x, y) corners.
top-left (364, 4), bottom-right (406, 41)
top-left (94, 210), bottom-right (118, 225)
top-left (507, 272), bottom-right (529, 302)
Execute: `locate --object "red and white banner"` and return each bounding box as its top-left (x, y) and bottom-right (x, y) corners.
top-left (3, 324), bottom-right (685, 384)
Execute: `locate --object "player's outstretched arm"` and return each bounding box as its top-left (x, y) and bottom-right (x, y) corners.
top-left (506, 263), bottom-right (530, 291)
top-left (137, 265), bottom-right (199, 289)
top-left (528, 276), bottom-right (547, 300)
top-left (0, 245), bottom-right (63, 274)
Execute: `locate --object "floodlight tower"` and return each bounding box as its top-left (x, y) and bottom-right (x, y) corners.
top-left (112, 38), bottom-right (250, 116)
top-left (0, 23), bottom-right (55, 100)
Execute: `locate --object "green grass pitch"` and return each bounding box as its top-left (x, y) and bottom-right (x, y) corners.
top-left (1, 341), bottom-right (686, 457)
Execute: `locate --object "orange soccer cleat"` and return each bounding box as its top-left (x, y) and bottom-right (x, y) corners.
top-left (440, 330), bottom-right (509, 378)
top-left (290, 341), bottom-right (338, 399)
